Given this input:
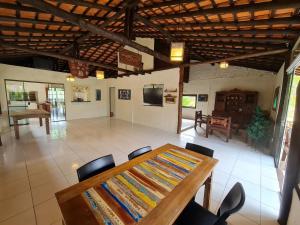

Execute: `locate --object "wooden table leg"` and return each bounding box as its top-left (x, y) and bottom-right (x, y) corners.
top-left (203, 173), bottom-right (212, 209)
top-left (39, 117), bottom-right (43, 126)
top-left (45, 117), bottom-right (50, 135)
top-left (13, 118), bottom-right (20, 140)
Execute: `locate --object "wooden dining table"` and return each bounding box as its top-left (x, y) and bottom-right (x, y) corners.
top-left (55, 143), bottom-right (218, 225)
top-left (10, 109), bottom-right (51, 139)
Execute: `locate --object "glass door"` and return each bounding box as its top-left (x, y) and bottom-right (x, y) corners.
top-left (276, 74), bottom-right (300, 191)
top-left (47, 84), bottom-right (66, 121)
top-left (5, 80), bottom-right (29, 126)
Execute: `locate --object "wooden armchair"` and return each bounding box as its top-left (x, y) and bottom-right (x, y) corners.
top-left (194, 110), bottom-right (208, 129)
top-left (206, 116), bottom-right (232, 142)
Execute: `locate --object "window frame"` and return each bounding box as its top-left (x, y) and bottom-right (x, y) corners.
top-left (182, 94), bottom-right (197, 109)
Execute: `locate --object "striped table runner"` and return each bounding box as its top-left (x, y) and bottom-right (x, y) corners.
top-left (82, 149), bottom-right (203, 225)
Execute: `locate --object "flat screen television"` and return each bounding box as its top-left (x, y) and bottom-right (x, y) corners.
top-left (143, 84), bottom-right (163, 106)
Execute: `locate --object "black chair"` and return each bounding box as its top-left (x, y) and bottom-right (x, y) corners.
top-left (185, 142), bottom-right (214, 203)
top-left (128, 146), bottom-right (152, 160)
top-left (175, 182), bottom-right (245, 225)
top-left (77, 154), bottom-right (115, 182)
top-left (185, 142), bottom-right (214, 157)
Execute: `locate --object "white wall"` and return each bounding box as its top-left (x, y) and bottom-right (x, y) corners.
top-left (270, 64), bottom-right (285, 120)
top-left (107, 68), bottom-right (180, 133)
top-left (0, 63), bottom-right (108, 127)
top-left (182, 64), bottom-right (277, 119)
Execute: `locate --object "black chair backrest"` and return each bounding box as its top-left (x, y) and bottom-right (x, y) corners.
top-left (185, 142), bottom-right (214, 157)
top-left (217, 182), bottom-right (245, 222)
top-left (128, 146), bottom-right (152, 160)
top-left (77, 154), bottom-right (115, 182)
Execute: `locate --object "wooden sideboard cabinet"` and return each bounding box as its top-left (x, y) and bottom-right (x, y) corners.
top-left (213, 89), bottom-right (258, 129)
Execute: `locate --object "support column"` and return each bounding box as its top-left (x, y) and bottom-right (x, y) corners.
top-left (177, 66), bottom-right (184, 134)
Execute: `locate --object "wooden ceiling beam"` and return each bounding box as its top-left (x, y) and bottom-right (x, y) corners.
top-left (55, 0), bottom-right (117, 12)
top-left (1, 2), bottom-right (105, 21)
top-left (183, 49), bottom-right (289, 67)
top-left (0, 42), bottom-right (130, 73)
top-left (189, 55), bottom-right (281, 72)
top-left (150, 1), bottom-right (300, 20)
top-left (149, 36), bottom-right (291, 44)
top-left (137, 29), bottom-right (300, 36)
top-left (156, 17), bottom-right (300, 29)
top-left (18, 0), bottom-right (173, 64)
top-left (189, 46), bottom-right (277, 54)
top-left (59, 0), bottom-right (137, 54)
top-left (190, 51), bottom-right (284, 64)
top-left (0, 26), bottom-right (86, 35)
top-left (187, 41), bottom-right (285, 49)
top-left (0, 35), bottom-right (76, 41)
top-left (135, 15), bottom-right (174, 42)
top-left (139, 0), bottom-right (198, 11)
top-left (0, 16), bottom-right (71, 26)
top-left (124, 1), bottom-right (138, 39)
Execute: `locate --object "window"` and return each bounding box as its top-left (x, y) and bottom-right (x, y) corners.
top-left (182, 94), bottom-right (197, 108)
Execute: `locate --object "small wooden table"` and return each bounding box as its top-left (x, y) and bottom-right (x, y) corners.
top-left (10, 109), bottom-right (51, 139)
top-left (56, 144), bottom-right (218, 225)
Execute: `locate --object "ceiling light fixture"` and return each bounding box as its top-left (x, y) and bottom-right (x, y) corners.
top-left (66, 75), bottom-right (75, 82)
top-left (220, 61), bottom-right (229, 69)
top-left (96, 70), bottom-right (105, 80)
top-left (170, 1), bottom-right (184, 62)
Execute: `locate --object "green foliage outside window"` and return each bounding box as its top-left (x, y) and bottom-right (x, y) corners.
top-left (182, 95), bottom-right (197, 108)
top-left (9, 92), bottom-right (28, 101)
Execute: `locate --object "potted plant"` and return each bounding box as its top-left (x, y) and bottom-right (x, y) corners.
top-left (247, 107), bottom-right (272, 148)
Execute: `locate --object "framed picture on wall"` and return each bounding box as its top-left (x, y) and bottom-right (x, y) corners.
top-left (96, 89), bottom-right (101, 101)
top-left (118, 89), bottom-right (131, 100)
top-left (272, 86), bottom-right (280, 111)
top-left (198, 94), bottom-right (208, 102)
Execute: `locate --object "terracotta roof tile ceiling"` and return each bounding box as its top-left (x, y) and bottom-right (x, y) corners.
top-left (0, 0), bottom-right (299, 76)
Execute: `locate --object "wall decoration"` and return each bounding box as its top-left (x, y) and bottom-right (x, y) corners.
top-left (96, 89), bottom-right (101, 101)
top-left (198, 94), bottom-right (208, 102)
top-left (68, 60), bottom-right (89, 79)
top-left (164, 88), bottom-right (177, 93)
top-left (119, 48), bottom-right (143, 70)
top-left (164, 94), bottom-right (177, 104)
top-left (118, 89), bottom-right (131, 100)
top-left (71, 85), bottom-right (90, 102)
top-left (272, 86), bottom-right (280, 111)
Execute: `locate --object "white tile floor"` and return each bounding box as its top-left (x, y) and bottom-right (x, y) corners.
top-left (0, 117), bottom-right (281, 225)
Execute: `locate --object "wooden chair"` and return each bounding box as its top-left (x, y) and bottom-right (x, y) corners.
top-left (128, 146), bottom-right (152, 160)
top-left (175, 183), bottom-right (245, 225)
top-left (206, 116), bottom-right (232, 142)
top-left (194, 111), bottom-right (208, 129)
top-left (77, 155), bottom-right (115, 182)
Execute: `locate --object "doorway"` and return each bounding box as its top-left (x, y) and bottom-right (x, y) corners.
top-left (109, 87), bottom-right (116, 117)
top-left (47, 84), bottom-right (66, 121)
top-left (181, 94), bottom-right (197, 132)
top-left (5, 80), bottom-right (66, 126)
top-left (276, 74), bottom-right (300, 191)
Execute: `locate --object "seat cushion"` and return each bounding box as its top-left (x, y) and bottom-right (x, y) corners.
top-left (175, 201), bottom-right (220, 225)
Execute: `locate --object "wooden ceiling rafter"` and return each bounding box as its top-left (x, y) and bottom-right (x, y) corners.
top-left (0, 0), bottom-right (298, 76)
top-left (18, 0), bottom-right (173, 64)
top-left (0, 41), bottom-right (130, 73)
top-left (148, 1), bottom-right (300, 20)
top-left (59, 0), bottom-right (128, 54)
